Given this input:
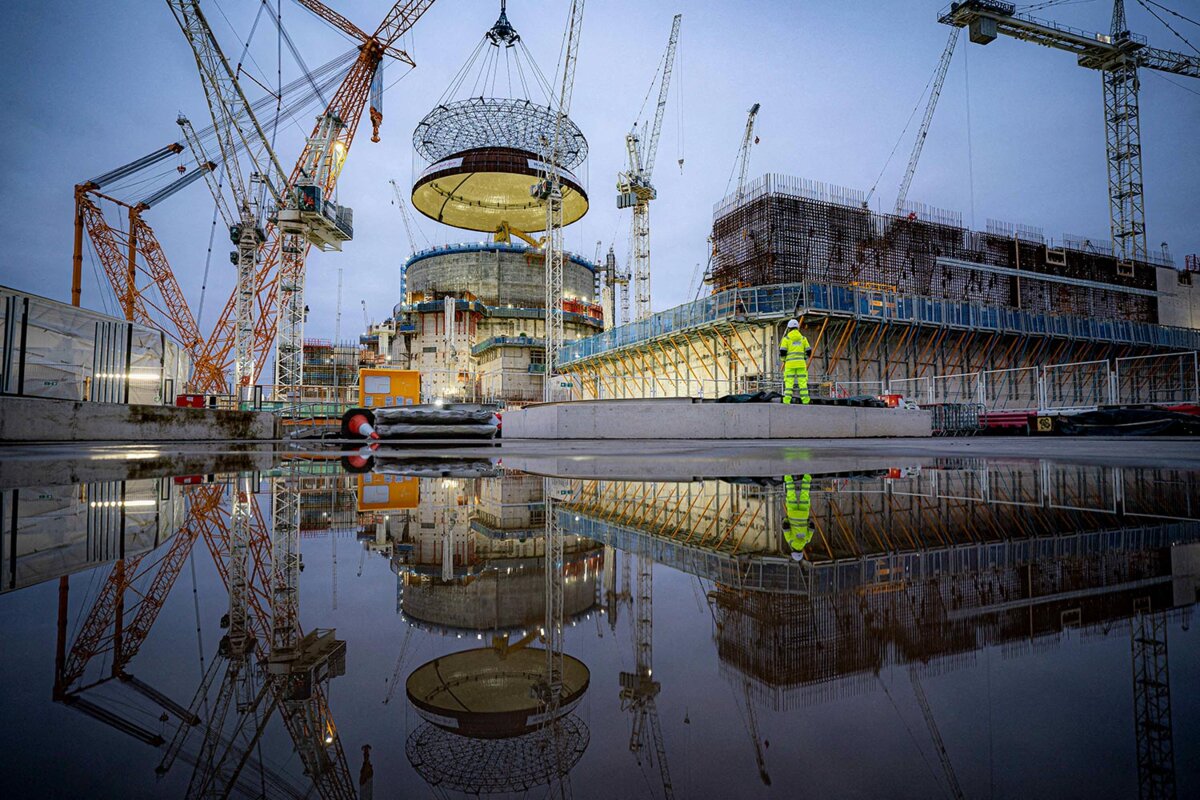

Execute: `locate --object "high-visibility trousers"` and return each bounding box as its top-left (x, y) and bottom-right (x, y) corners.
top-left (783, 361), bottom-right (810, 405)
top-left (784, 474), bottom-right (813, 552)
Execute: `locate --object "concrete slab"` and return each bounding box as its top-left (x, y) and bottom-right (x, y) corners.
top-left (502, 399), bottom-right (932, 440)
top-left (0, 396), bottom-right (279, 443)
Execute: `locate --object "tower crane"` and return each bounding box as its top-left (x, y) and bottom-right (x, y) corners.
top-left (389, 177), bottom-right (425, 301)
top-left (167, 0), bottom-right (292, 398)
top-left (938, 0), bottom-right (1200, 270)
top-left (701, 102), bottom-right (760, 294)
top-left (894, 28), bottom-right (959, 216)
top-left (909, 667), bottom-right (965, 800)
top-left (617, 14), bottom-right (682, 322)
top-left (732, 102), bottom-right (761, 204)
top-left (534, 0), bottom-right (585, 402)
top-left (619, 545), bottom-right (673, 799)
top-left (188, 0), bottom-right (437, 396)
top-left (70, 39), bottom-right (362, 343)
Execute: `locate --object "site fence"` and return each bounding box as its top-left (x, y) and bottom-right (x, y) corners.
top-left (1114, 351), bottom-right (1199, 406)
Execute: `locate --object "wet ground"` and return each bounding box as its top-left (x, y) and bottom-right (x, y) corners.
top-left (1, 439), bottom-right (1197, 799)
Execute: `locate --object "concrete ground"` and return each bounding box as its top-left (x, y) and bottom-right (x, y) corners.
top-left (1, 436), bottom-right (1196, 486)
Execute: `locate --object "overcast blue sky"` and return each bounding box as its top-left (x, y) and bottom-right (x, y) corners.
top-left (1, 0), bottom-right (1197, 342)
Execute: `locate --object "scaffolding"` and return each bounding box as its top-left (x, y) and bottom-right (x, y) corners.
top-left (301, 340), bottom-right (359, 390)
top-left (553, 176), bottom-right (1197, 399)
top-left (710, 174), bottom-right (1167, 322)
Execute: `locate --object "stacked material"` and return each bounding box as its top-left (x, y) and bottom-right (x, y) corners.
top-left (340, 405), bottom-right (499, 440)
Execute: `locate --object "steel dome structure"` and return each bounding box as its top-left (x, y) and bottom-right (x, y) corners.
top-left (410, 2), bottom-right (588, 234)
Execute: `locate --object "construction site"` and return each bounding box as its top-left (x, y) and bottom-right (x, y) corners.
top-left (1, 0), bottom-right (1200, 798)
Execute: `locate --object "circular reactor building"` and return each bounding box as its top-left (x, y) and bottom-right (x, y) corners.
top-left (383, 4), bottom-right (602, 404)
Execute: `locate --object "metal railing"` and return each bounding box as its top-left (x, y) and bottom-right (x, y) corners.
top-left (557, 280), bottom-right (1200, 367)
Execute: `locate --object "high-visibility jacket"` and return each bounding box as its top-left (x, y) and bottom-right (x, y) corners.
top-left (783, 474), bottom-right (813, 552)
top-left (780, 329), bottom-right (810, 367)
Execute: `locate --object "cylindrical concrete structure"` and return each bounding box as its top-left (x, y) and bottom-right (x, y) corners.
top-left (405, 243), bottom-right (596, 307)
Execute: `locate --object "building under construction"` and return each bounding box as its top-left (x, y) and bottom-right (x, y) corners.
top-left (556, 175), bottom-right (1200, 404)
top-left (379, 243), bottom-right (603, 403)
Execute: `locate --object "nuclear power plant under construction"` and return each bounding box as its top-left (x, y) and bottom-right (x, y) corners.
top-left (5, 2), bottom-right (1200, 799)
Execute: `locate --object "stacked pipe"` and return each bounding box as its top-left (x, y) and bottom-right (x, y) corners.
top-left (340, 406), bottom-right (499, 440)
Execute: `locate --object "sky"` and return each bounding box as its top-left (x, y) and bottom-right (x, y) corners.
top-left (1, 0), bottom-right (1198, 344)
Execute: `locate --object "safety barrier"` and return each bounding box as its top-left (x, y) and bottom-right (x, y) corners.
top-left (1042, 360), bottom-right (1112, 411)
top-left (556, 349), bottom-right (1199, 418)
top-left (1114, 351), bottom-right (1200, 406)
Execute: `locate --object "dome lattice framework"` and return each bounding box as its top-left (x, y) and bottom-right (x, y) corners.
top-left (405, 715), bottom-right (590, 794)
top-left (414, 97), bottom-right (587, 169)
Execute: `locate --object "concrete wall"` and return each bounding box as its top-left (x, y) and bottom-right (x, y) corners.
top-left (0, 396), bottom-right (278, 442)
top-left (407, 247), bottom-right (594, 307)
top-left (502, 399), bottom-right (932, 439)
top-left (1156, 266), bottom-right (1200, 331)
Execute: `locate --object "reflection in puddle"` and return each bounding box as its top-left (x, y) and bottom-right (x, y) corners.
top-left (0, 454), bottom-right (1196, 797)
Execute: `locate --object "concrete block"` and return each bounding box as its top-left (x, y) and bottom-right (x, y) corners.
top-left (502, 399), bottom-right (932, 440)
top-left (0, 396), bottom-right (279, 442)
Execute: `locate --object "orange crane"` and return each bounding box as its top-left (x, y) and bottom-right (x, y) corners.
top-left (72, 153), bottom-right (214, 359)
top-left (54, 483), bottom-right (224, 744)
top-left (73, 2), bottom-right (436, 396)
top-left (70, 41), bottom-right (361, 351)
top-left (189, 0), bottom-right (438, 396)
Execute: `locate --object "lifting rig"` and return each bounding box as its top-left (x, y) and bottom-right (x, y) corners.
top-left (938, 0), bottom-right (1200, 271)
top-left (617, 15), bottom-right (682, 323)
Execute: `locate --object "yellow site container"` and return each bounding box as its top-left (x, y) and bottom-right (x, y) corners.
top-left (358, 473), bottom-right (419, 512)
top-left (359, 368), bottom-right (420, 408)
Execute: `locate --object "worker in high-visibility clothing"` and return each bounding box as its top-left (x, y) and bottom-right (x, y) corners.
top-left (783, 473), bottom-right (813, 560)
top-left (779, 319), bottom-right (811, 404)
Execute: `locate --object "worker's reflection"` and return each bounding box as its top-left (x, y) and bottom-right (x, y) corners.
top-left (783, 474), bottom-right (812, 561)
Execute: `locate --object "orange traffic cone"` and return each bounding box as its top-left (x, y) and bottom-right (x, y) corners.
top-left (347, 413), bottom-right (380, 440)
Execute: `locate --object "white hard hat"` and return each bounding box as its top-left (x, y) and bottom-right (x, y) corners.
top-left (786, 319), bottom-right (800, 329)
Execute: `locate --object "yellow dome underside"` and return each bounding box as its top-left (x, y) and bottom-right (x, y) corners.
top-left (412, 170), bottom-right (588, 233)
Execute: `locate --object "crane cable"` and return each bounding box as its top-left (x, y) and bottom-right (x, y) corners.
top-left (1135, 0), bottom-right (1200, 55)
top-left (676, 25), bottom-right (685, 171)
top-left (863, 51), bottom-right (944, 208)
top-left (1140, 0), bottom-right (1199, 28)
top-left (963, 43), bottom-right (977, 230)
